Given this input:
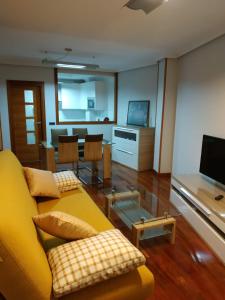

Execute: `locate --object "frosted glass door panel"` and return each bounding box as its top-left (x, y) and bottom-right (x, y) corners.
top-left (27, 132), bottom-right (36, 145)
top-left (24, 90), bottom-right (34, 103)
top-left (25, 105), bottom-right (34, 117)
top-left (26, 119), bottom-right (35, 131)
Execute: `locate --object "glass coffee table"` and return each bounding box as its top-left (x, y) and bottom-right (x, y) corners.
top-left (103, 185), bottom-right (179, 248)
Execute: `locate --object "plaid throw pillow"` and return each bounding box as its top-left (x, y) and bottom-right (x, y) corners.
top-left (48, 229), bottom-right (146, 298)
top-left (53, 171), bottom-right (81, 193)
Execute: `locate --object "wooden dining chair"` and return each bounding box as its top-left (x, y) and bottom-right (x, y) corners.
top-left (72, 128), bottom-right (88, 139)
top-left (79, 134), bottom-right (103, 184)
top-left (72, 128), bottom-right (88, 158)
top-left (56, 135), bottom-right (79, 172)
top-left (51, 128), bottom-right (68, 150)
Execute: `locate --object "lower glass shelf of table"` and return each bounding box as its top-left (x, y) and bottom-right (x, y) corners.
top-left (103, 184), bottom-right (179, 248)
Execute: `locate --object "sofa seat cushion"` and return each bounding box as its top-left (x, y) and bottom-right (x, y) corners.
top-left (37, 185), bottom-right (155, 300)
top-left (48, 229), bottom-right (146, 298)
top-left (60, 265), bottom-right (154, 300)
top-left (37, 187), bottom-right (113, 251)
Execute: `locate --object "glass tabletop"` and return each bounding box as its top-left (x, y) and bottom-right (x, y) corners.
top-left (103, 184), bottom-right (180, 240)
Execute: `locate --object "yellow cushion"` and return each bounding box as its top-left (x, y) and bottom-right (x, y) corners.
top-left (0, 151), bottom-right (52, 300)
top-left (24, 167), bottom-right (60, 198)
top-left (37, 187), bottom-right (114, 250)
top-left (33, 211), bottom-right (98, 240)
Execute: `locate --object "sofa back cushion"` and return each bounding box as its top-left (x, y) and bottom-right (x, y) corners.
top-left (0, 150), bottom-right (52, 300)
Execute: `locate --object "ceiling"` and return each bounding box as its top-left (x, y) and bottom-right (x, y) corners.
top-left (0, 0), bottom-right (225, 71)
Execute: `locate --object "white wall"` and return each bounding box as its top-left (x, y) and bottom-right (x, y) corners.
top-left (173, 35), bottom-right (225, 174)
top-left (0, 64), bottom-right (113, 149)
top-left (117, 65), bottom-right (158, 127)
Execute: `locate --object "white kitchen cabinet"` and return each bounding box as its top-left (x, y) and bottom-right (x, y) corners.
top-left (80, 81), bottom-right (106, 110)
top-left (80, 84), bottom-right (88, 109)
top-left (60, 81), bottom-right (106, 110)
top-left (61, 83), bottom-right (80, 109)
top-left (95, 81), bottom-right (106, 110)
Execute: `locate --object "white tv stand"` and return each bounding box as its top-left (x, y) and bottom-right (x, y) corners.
top-left (112, 125), bottom-right (155, 171)
top-left (171, 174), bottom-right (225, 264)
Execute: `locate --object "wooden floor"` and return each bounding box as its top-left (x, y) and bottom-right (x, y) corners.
top-left (79, 162), bottom-right (225, 300)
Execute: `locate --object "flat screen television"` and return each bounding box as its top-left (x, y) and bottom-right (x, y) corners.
top-left (127, 100), bottom-right (150, 127)
top-left (200, 135), bottom-right (225, 185)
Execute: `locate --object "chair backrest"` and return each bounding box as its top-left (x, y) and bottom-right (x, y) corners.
top-left (84, 134), bottom-right (103, 161)
top-left (51, 128), bottom-right (68, 149)
top-left (72, 128), bottom-right (88, 139)
top-left (58, 135), bottom-right (78, 163)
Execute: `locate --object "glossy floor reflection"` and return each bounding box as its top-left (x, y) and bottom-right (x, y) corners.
top-left (81, 162), bottom-right (225, 300)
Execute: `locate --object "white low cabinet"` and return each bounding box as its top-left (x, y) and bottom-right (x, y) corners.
top-left (112, 126), bottom-right (155, 171)
top-left (170, 174), bottom-right (225, 265)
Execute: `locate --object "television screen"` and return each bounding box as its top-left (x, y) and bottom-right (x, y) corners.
top-left (127, 100), bottom-right (150, 127)
top-left (200, 135), bottom-right (225, 185)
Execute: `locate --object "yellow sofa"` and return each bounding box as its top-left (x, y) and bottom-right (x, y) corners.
top-left (0, 150), bottom-right (154, 300)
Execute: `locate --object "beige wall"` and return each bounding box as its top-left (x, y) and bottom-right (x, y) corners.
top-left (118, 65), bottom-right (158, 127)
top-left (173, 35), bottom-right (225, 174)
top-left (153, 60), bottom-right (165, 172)
top-left (160, 59), bottom-right (178, 173)
top-left (154, 59), bottom-right (178, 174)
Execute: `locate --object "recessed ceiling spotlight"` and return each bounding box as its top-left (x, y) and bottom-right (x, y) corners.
top-left (124, 0), bottom-right (168, 14)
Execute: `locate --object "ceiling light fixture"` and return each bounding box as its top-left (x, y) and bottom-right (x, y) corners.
top-left (41, 48), bottom-right (100, 70)
top-left (124, 0), bottom-right (168, 14)
top-left (57, 63), bottom-right (86, 69)
top-left (42, 59), bottom-right (99, 69)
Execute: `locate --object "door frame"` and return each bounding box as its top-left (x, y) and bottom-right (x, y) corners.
top-left (7, 80), bottom-right (46, 151)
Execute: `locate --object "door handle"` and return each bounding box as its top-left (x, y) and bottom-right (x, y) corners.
top-left (36, 121), bottom-right (42, 125)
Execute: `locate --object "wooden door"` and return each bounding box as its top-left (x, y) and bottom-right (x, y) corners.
top-left (7, 81), bottom-right (46, 167)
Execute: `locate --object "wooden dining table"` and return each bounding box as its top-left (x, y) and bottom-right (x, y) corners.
top-left (40, 139), bottom-right (112, 179)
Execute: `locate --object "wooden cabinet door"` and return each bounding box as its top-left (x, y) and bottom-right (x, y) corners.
top-left (7, 81), bottom-right (46, 167)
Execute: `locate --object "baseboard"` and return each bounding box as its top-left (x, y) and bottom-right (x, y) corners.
top-left (153, 170), bottom-right (171, 177)
top-left (112, 160), bottom-right (153, 172)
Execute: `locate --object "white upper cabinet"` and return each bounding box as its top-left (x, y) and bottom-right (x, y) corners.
top-left (80, 81), bottom-right (106, 110)
top-left (95, 81), bottom-right (106, 110)
top-left (60, 81), bottom-right (106, 110)
top-left (60, 83), bottom-right (81, 109)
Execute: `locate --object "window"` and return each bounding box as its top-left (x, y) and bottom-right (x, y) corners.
top-left (55, 69), bottom-right (117, 124)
